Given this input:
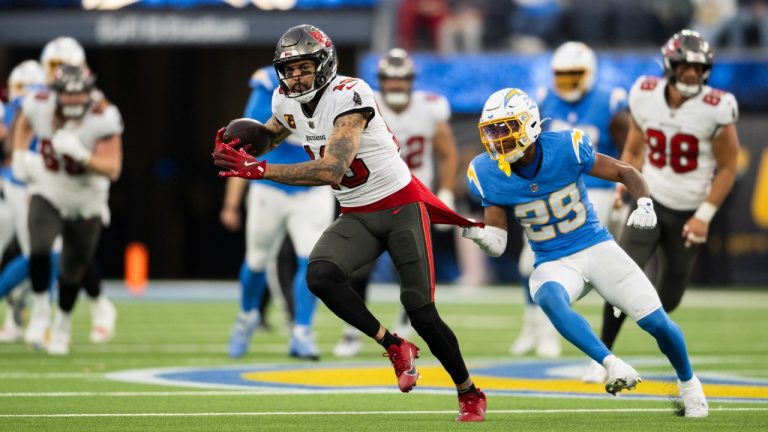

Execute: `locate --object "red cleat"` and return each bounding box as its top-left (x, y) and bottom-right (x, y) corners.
top-left (384, 339), bottom-right (420, 392)
top-left (456, 388), bottom-right (487, 422)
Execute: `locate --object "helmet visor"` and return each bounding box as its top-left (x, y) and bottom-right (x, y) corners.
top-left (554, 69), bottom-right (587, 94)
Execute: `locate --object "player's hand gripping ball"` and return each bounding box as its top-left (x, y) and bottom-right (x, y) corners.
top-left (222, 118), bottom-right (271, 157)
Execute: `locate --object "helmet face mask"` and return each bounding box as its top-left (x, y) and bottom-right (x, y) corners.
top-left (662, 29), bottom-right (713, 98)
top-left (52, 64), bottom-right (95, 120)
top-left (273, 24), bottom-right (337, 104)
top-left (478, 88), bottom-right (542, 174)
top-left (551, 42), bottom-right (596, 102)
top-left (377, 48), bottom-right (415, 109)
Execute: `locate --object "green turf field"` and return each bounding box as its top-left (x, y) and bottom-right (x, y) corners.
top-left (1, 284), bottom-right (767, 431)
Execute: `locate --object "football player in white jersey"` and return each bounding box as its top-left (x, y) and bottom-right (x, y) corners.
top-left (213, 24), bottom-right (487, 422)
top-left (586, 30), bottom-right (741, 384)
top-left (332, 48), bottom-right (460, 358)
top-left (12, 64), bottom-right (123, 355)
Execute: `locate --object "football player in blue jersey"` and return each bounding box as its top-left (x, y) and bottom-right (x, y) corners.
top-left (219, 65), bottom-right (334, 360)
top-left (511, 42), bottom-right (630, 359)
top-left (463, 88), bottom-right (708, 417)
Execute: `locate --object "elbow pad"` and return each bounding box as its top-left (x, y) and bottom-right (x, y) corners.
top-left (462, 226), bottom-right (507, 257)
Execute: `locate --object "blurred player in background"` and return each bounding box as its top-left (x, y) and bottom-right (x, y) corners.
top-left (585, 29), bottom-right (741, 383)
top-left (333, 48), bottom-right (459, 358)
top-left (12, 63), bottom-right (123, 355)
top-left (219, 64), bottom-right (333, 360)
top-left (0, 60), bottom-right (46, 342)
top-left (214, 24), bottom-right (487, 422)
top-left (2, 38), bottom-right (117, 346)
top-left (510, 41), bottom-right (629, 359)
top-left (464, 87), bottom-right (708, 417)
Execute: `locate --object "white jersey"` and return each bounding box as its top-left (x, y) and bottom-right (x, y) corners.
top-left (629, 76), bottom-right (738, 210)
top-left (376, 90), bottom-right (450, 189)
top-left (272, 75), bottom-right (411, 207)
top-left (22, 91), bottom-right (123, 219)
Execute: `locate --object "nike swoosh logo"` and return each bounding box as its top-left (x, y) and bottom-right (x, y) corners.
top-left (392, 206), bottom-right (405, 215)
top-left (404, 347), bottom-right (417, 376)
top-left (244, 161), bottom-right (258, 167)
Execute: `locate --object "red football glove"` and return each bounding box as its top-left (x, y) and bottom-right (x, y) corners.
top-left (213, 143), bottom-right (267, 179)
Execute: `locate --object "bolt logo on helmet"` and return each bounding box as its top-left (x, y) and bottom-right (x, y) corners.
top-left (52, 64), bottom-right (96, 120)
top-left (477, 88), bottom-right (542, 176)
top-left (8, 60), bottom-right (46, 101)
top-left (273, 24), bottom-right (338, 104)
top-left (662, 29), bottom-right (714, 98)
top-left (551, 41), bottom-right (596, 102)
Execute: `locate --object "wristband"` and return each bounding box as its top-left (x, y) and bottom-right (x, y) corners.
top-left (693, 201), bottom-right (717, 224)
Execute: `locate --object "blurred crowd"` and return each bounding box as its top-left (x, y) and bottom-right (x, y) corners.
top-left (396, 0), bottom-right (768, 53)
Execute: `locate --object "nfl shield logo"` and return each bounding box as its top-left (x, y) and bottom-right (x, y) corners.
top-left (308, 121), bottom-right (315, 128)
top-left (530, 183), bottom-right (539, 192)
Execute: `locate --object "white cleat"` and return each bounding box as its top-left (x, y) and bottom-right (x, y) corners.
top-left (46, 310), bottom-right (72, 356)
top-left (581, 360), bottom-right (608, 384)
top-left (90, 297), bottom-right (117, 343)
top-left (333, 331), bottom-right (363, 358)
top-left (604, 355), bottom-right (642, 395)
top-left (24, 297), bottom-right (51, 348)
top-left (0, 305), bottom-right (23, 343)
top-left (510, 305), bottom-right (539, 356)
top-left (679, 375), bottom-right (708, 418)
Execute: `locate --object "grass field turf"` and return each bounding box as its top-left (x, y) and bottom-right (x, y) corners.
top-left (0, 283), bottom-right (766, 431)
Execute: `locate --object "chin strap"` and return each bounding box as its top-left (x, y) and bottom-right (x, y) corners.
top-left (497, 159), bottom-right (512, 176)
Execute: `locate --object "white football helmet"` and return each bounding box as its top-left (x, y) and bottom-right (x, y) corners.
top-left (40, 37), bottom-right (86, 84)
top-left (8, 60), bottom-right (46, 100)
top-left (478, 88), bottom-right (542, 175)
top-left (551, 41), bottom-right (596, 102)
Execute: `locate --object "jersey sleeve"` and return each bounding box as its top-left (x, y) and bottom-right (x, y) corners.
top-left (95, 105), bottom-right (124, 137)
top-left (427, 92), bottom-right (450, 122)
top-left (627, 75), bottom-right (657, 128)
top-left (466, 158), bottom-right (494, 206)
top-left (270, 87), bottom-right (289, 129)
top-left (714, 91), bottom-right (739, 126)
top-left (329, 77), bottom-right (376, 125)
top-left (244, 67), bottom-right (277, 122)
top-left (570, 129), bottom-right (596, 174)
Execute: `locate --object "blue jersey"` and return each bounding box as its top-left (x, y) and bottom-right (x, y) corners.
top-left (538, 85), bottom-right (627, 190)
top-left (1, 96), bottom-right (39, 186)
top-left (467, 130), bottom-right (612, 266)
top-left (244, 66), bottom-right (310, 195)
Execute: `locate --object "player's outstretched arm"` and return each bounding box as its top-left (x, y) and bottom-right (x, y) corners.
top-left (262, 112), bottom-right (364, 186)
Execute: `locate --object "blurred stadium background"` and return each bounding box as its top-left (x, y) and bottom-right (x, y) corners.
top-left (1, 0), bottom-right (766, 285)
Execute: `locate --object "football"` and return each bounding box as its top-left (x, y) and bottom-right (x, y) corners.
top-left (222, 118), bottom-right (271, 157)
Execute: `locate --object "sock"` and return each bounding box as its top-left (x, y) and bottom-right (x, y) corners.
top-left (534, 281), bottom-right (611, 363)
top-left (378, 330), bottom-right (402, 348)
top-left (293, 257), bottom-right (317, 326)
top-left (458, 383), bottom-right (481, 396)
top-left (0, 256), bottom-right (29, 298)
top-left (82, 261), bottom-right (102, 299)
top-left (58, 279), bottom-right (81, 313)
top-left (239, 260), bottom-right (267, 312)
top-left (637, 308), bottom-right (693, 381)
top-left (408, 303), bottom-right (470, 385)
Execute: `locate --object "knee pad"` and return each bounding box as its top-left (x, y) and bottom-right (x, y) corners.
top-left (306, 260), bottom-right (346, 298)
top-left (533, 281), bottom-right (570, 314)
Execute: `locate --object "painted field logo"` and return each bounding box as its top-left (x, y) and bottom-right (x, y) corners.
top-left (107, 358), bottom-right (768, 402)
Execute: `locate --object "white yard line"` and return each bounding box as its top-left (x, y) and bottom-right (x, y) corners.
top-left (1, 407), bottom-right (767, 418)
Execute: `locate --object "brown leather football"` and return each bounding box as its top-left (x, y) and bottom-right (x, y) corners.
top-left (222, 118), bottom-right (271, 157)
